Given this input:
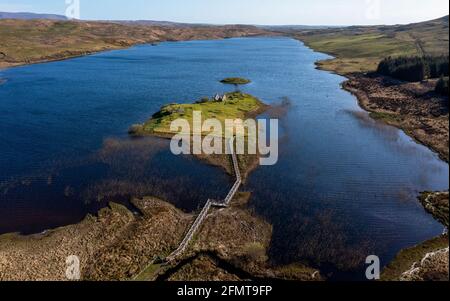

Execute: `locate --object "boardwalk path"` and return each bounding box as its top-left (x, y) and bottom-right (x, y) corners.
top-left (166, 137), bottom-right (242, 262)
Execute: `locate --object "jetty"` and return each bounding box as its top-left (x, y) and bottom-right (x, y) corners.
top-left (166, 137), bottom-right (242, 262)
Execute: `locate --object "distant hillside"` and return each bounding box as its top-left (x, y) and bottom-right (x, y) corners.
top-left (114, 20), bottom-right (203, 28)
top-left (0, 19), bottom-right (268, 68)
top-left (293, 15), bottom-right (449, 74)
top-left (259, 25), bottom-right (336, 30)
top-left (0, 11), bottom-right (67, 20)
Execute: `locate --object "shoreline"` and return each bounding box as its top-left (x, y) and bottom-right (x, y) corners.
top-left (129, 91), bottom-right (270, 180)
top-left (341, 75), bottom-right (449, 163)
top-left (0, 47), bottom-right (130, 70)
top-left (340, 74), bottom-right (449, 280)
top-left (0, 34), bottom-right (275, 72)
top-left (0, 88), bottom-right (281, 281)
top-left (0, 194), bottom-right (321, 281)
top-left (1, 34), bottom-right (447, 281)
top-left (382, 191), bottom-right (449, 281)
top-left (295, 37), bottom-right (449, 281)
top-left (297, 37), bottom-right (449, 163)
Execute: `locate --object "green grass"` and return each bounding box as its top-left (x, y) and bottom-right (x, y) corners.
top-left (220, 77), bottom-right (251, 85)
top-left (369, 112), bottom-right (404, 123)
top-left (132, 92), bottom-right (265, 136)
top-left (295, 16), bottom-right (449, 74)
top-left (133, 263), bottom-right (163, 281)
top-left (305, 33), bottom-right (417, 59)
top-left (300, 33), bottom-right (417, 74)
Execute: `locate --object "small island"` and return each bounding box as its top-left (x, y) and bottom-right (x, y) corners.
top-left (129, 88), bottom-right (268, 179)
top-left (220, 77), bottom-right (251, 85)
top-left (129, 91), bottom-right (265, 137)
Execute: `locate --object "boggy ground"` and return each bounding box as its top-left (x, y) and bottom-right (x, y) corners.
top-left (292, 16), bottom-right (449, 162)
top-left (343, 74), bottom-right (449, 162)
top-left (0, 194), bottom-right (320, 281)
top-left (0, 88), bottom-right (290, 281)
top-left (0, 198), bottom-right (190, 281)
top-left (152, 192), bottom-right (321, 281)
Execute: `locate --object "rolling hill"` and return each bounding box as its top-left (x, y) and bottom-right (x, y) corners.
top-left (291, 15), bottom-right (449, 74)
top-left (0, 19), bottom-right (267, 69)
top-left (0, 11), bottom-right (67, 20)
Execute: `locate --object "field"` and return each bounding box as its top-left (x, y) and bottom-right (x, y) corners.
top-left (291, 16), bottom-right (449, 74)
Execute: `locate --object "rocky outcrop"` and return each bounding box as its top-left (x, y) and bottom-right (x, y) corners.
top-left (382, 235), bottom-right (449, 281)
top-left (381, 192), bottom-right (449, 281)
top-left (400, 247), bottom-right (449, 281)
top-left (419, 191), bottom-right (449, 228)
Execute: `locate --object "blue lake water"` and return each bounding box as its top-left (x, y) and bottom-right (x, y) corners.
top-left (0, 37), bottom-right (448, 279)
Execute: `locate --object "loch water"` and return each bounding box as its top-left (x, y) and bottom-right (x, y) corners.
top-left (0, 37), bottom-right (448, 278)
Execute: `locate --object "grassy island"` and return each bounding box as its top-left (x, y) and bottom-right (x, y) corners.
top-left (220, 77), bottom-right (251, 85)
top-left (130, 91), bottom-right (265, 136)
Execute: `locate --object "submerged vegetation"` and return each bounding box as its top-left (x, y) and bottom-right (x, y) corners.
top-left (436, 76), bottom-right (449, 96)
top-left (377, 55), bottom-right (449, 82)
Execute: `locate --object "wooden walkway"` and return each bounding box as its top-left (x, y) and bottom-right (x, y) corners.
top-left (166, 137), bottom-right (242, 262)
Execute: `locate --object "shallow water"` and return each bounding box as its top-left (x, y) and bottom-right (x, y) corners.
top-left (0, 37), bottom-right (448, 278)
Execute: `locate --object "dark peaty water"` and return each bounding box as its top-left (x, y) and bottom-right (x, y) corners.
top-left (0, 37), bottom-right (448, 279)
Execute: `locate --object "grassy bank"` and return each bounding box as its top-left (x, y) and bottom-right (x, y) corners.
top-left (130, 91), bottom-right (266, 137)
top-left (293, 16), bottom-right (449, 74)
